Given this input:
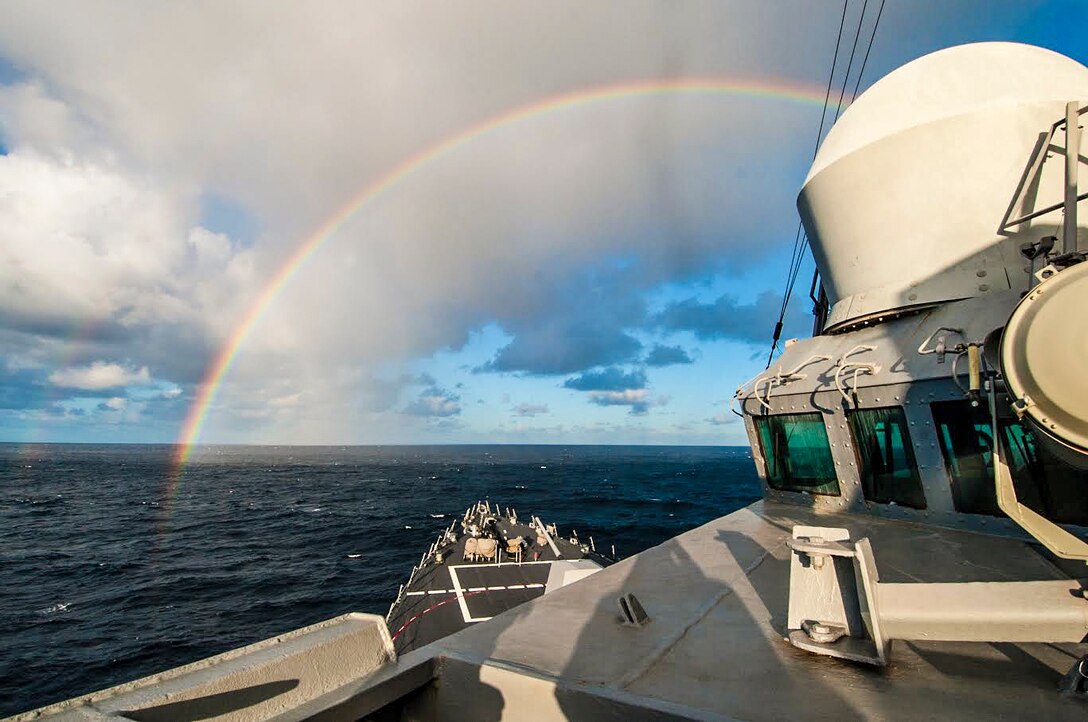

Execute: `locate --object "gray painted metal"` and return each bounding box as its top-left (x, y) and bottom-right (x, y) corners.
top-left (787, 526), bottom-right (1088, 666)
top-left (9, 614), bottom-right (396, 722)
top-left (1065, 101), bottom-right (1082, 253)
top-left (416, 501), bottom-right (1088, 720)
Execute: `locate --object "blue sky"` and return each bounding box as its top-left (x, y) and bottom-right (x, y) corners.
top-left (0, 1), bottom-right (1086, 446)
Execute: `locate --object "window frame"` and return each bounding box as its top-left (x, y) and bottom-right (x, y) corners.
top-left (845, 405), bottom-right (927, 509)
top-left (753, 411), bottom-right (840, 496)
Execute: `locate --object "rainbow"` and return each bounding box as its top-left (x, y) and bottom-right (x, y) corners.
top-left (169, 76), bottom-right (840, 484)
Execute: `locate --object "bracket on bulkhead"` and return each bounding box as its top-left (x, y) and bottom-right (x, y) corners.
top-left (786, 525), bottom-right (1088, 668)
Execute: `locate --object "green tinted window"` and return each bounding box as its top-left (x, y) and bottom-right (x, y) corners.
top-left (847, 407), bottom-right (926, 509)
top-left (931, 401), bottom-right (1088, 523)
top-left (754, 413), bottom-right (839, 495)
top-left (1001, 420), bottom-right (1088, 525)
top-left (931, 401), bottom-right (999, 515)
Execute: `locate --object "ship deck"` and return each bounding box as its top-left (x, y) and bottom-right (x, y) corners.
top-left (386, 508), bottom-right (608, 655)
top-left (411, 499), bottom-right (1088, 720)
top-left (16, 500), bottom-right (1088, 721)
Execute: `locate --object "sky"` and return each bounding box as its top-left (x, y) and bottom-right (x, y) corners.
top-left (0, 1), bottom-right (1086, 447)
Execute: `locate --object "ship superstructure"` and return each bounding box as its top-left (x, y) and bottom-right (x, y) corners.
top-left (12, 41), bottom-right (1088, 722)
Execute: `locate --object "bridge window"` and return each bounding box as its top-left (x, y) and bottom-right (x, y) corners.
top-left (931, 401), bottom-right (1000, 515)
top-left (931, 400), bottom-right (1088, 523)
top-left (847, 407), bottom-right (927, 509)
top-left (754, 413), bottom-right (839, 495)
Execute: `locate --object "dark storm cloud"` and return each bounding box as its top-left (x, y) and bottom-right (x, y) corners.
top-left (563, 367), bottom-right (646, 392)
top-left (480, 321), bottom-right (643, 376)
top-left (653, 291), bottom-right (810, 343)
top-left (644, 344), bottom-right (693, 367)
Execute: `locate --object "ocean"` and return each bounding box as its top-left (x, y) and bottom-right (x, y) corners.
top-left (0, 443), bottom-right (760, 716)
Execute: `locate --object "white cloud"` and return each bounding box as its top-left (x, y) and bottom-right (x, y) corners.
top-left (405, 387), bottom-right (461, 418)
top-left (512, 403), bottom-right (549, 417)
top-left (49, 361), bottom-right (150, 390)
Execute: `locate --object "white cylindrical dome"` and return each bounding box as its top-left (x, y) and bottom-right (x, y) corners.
top-left (799, 42), bottom-right (1088, 331)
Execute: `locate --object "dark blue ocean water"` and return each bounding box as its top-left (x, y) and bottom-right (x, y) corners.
top-left (0, 443), bottom-right (760, 717)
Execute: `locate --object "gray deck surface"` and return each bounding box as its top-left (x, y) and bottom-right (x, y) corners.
top-left (428, 500), bottom-right (1088, 720)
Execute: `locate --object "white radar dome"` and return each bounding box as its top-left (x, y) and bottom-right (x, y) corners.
top-left (799, 42), bottom-right (1088, 331)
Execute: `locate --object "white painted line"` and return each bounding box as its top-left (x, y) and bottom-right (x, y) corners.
top-left (506, 584), bottom-right (525, 590)
top-left (448, 566), bottom-right (474, 623)
top-left (469, 587), bottom-right (486, 592)
top-left (449, 561), bottom-right (554, 571)
top-left (427, 590), bottom-right (447, 595)
top-left (526, 583), bottom-right (544, 589)
top-left (406, 591), bottom-right (425, 596)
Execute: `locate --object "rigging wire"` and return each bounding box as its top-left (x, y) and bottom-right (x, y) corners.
top-left (766, 0), bottom-right (888, 368)
top-left (766, 0), bottom-right (850, 368)
top-left (833, 0), bottom-right (870, 122)
top-left (849, 0), bottom-right (886, 103)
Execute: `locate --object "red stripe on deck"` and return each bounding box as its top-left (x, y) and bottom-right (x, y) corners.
top-left (391, 590), bottom-right (485, 642)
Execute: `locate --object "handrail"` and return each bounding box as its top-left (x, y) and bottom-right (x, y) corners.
top-left (1001, 101), bottom-right (1087, 236)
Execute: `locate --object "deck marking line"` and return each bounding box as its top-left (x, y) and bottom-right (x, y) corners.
top-left (469, 587), bottom-right (487, 592)
top-left (406, 591), bottom-right (426, 596)
top-left (506, 584), bottom-right (525, 589)
top-left (526, 583), bottom-right (544, 588)
top-left (448, 566), bottom-right (474, 623)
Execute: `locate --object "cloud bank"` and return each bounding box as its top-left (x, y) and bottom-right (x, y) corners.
top-left (0, 1), bottom-right (1043, 441)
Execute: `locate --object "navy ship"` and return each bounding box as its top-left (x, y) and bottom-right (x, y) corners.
top-left (385, 501), bottom-right (614, 655)
top-left (11, 40), bottom-right (1088, 722)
